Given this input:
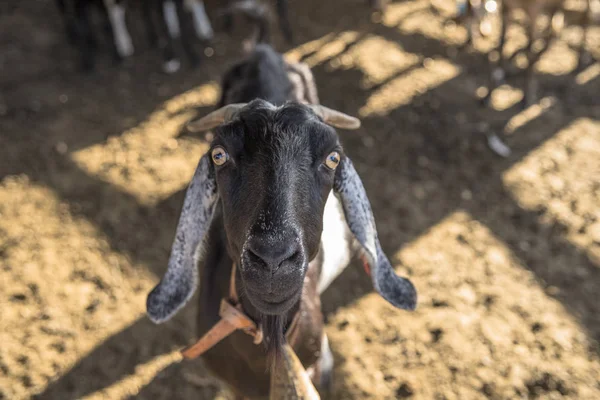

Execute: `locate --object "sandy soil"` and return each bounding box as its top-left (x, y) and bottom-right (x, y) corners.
top-left (1, 0), bottom-right (599, 399)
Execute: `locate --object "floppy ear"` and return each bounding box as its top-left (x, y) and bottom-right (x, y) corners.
top-left (333, 157), bottom-right (417, 310)
top-left (147, 154), bottom-right (218, 323)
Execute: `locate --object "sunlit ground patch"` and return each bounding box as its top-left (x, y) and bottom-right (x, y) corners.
top-left (286, 31), bottom-right (362, 68)
top-left (328, 36), bottom-right (421, 90)
top-left (503, 96), bottom-right (558, 133)
top-left (503, 118), bottom-right (600, 263)
top-left (359, 58), bottom-right (460, 117)
top-left (0, 178), bottom-right (156, 399)
top-left (576, 63), bottom-right (600, 85)
top-left (327, 210), bottom-right (600, 399)
top-left (285, 32), bottom-right (356, 65)
top-left (71, 83), bottom-right (219, 206)
top-left (486, 84), bottom-right (524, 111)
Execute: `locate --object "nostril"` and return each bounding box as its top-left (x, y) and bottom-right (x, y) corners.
top-left (246, 247), bottom-right (268, 269)
top-left (246, 239), bottom-right (302, 270)
top-left (281, 248), bottom-right (301, 266)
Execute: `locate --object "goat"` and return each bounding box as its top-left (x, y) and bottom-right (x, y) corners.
top-left (224, 0), bottom-right (384, 45)
top-left (55, 0), bottom-right (134, 71)
top-left (140, 0), bottom-right (209, 73)
top-left (55, 0), bottom-right (212, 73)
top-left (482, 0), bottom-right (594, 109)
top-left (221, 0), bottom-right (294, 44)
top-left (146, 3), bottom-right (417, 398)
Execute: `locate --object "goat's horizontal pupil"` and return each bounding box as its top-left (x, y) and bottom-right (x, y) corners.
top-left (325, 151), bottom-right (340, 169)
top-left (211, 147), bottom-right (229, 166)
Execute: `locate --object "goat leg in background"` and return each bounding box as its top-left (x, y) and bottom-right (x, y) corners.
top-left (101, 0), bottom-right (134, 63)
top-left (577, 0), bottom-right (593, 70)
top-left (521, 5), bottom-right (560, 108)
top-left (463, 0), bottom-right (475, 47)
top-left (186, 0), bottom-right (214, 41)
top-left (141, 0), bottom-right (160, 48)
top-left (173, 0), bottom-right (201, 67)
top-left (55, 0), bottom-right (78, 45)
top-left (74, 0), bottom-right (96, 71)
top-left (156, 0), bottom-right (182, 73)
top-left (482, 1), bottom-right (508, 107)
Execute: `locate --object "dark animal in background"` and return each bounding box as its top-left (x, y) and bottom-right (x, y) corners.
top-left (55, 0), bottom-right (133, 71)
top-left (54, 0), bottom-right (214, 72)
top-left (145, 1), bottom-right (417, 398)
top-left (222, 0), bottom-right (294, 43)
top-left (140, 0), bottom-right (211, 73)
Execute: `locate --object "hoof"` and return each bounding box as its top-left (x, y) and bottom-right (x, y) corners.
top-left (163, 58), bottom-right (181, 74)
top-left (487, 134), bottom-right (512, 158)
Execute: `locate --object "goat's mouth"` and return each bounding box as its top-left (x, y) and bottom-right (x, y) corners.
top-left (244, 285), bottom-right (303, 315)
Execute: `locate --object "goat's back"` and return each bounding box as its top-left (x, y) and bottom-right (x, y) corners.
top-left (219, 44), bottom-right (293, 107)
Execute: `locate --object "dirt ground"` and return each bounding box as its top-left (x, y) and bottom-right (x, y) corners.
top-left (1, 0), bottom-right (600, 399)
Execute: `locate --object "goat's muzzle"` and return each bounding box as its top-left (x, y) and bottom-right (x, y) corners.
top-left (240, 233), bottom-right (306, 315)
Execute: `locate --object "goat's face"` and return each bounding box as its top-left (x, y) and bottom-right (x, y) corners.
top-left (211, 101), bottom-right (338, 315)
top-left (147, 99), bottom-right (416, 329)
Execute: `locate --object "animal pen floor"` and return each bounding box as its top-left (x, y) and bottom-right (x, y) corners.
top-left (1, 0), bottom-right (600, 399)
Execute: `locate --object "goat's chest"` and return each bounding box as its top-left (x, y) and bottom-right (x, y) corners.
top-left (317, 192), bottom-right (354, 294)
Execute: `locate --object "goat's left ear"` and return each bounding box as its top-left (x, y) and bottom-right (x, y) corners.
top-left (146, 154), bottom-right (218, 323)
top-left (334, 157), bottom-right (417, 311)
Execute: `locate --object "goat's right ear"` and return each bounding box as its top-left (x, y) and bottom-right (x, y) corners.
top-left (333, 156), bottom-right (417, 311)
top-left (146, 154), bottom-right (218, 323)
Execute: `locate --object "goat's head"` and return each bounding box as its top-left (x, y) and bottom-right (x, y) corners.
top-left (146, 99), bottom-right (417, 328)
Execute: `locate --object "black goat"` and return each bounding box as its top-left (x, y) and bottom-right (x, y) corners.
top-left (55, 0), bottom-right (133, 71)
top-left (146, 5), bottom-right (417, 398)
top-left (141, 0), bottom-right (208, 73)
top-left (55, 0), bottom-right (211, 72)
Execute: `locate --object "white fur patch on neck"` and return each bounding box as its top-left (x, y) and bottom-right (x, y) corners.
top-left (317, 192), bottom-right (353, 294)
top-left (105, 1), bottom-right (134, 57)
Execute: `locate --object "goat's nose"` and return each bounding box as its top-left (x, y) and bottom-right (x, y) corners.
top-left (246, 237), bottom-right (302, 271)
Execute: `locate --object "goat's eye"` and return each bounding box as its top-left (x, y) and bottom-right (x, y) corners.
top-left (324, 151), bottom-right (341, 170)
top-left (211, 146), bottom-right (229, 166)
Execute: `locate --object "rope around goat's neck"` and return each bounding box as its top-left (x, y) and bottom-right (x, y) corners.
top-left (181, 264), bottom-right (303, 359)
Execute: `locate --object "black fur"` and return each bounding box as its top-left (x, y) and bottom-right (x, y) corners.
top-left (218, 45), bottom-right (294, 107)
top-left (212, 100), bottom-right (339, 360)
top-left (148, 4), bottom-right (416, 397)
top-left (55, 0), bottom-right (124, 71)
